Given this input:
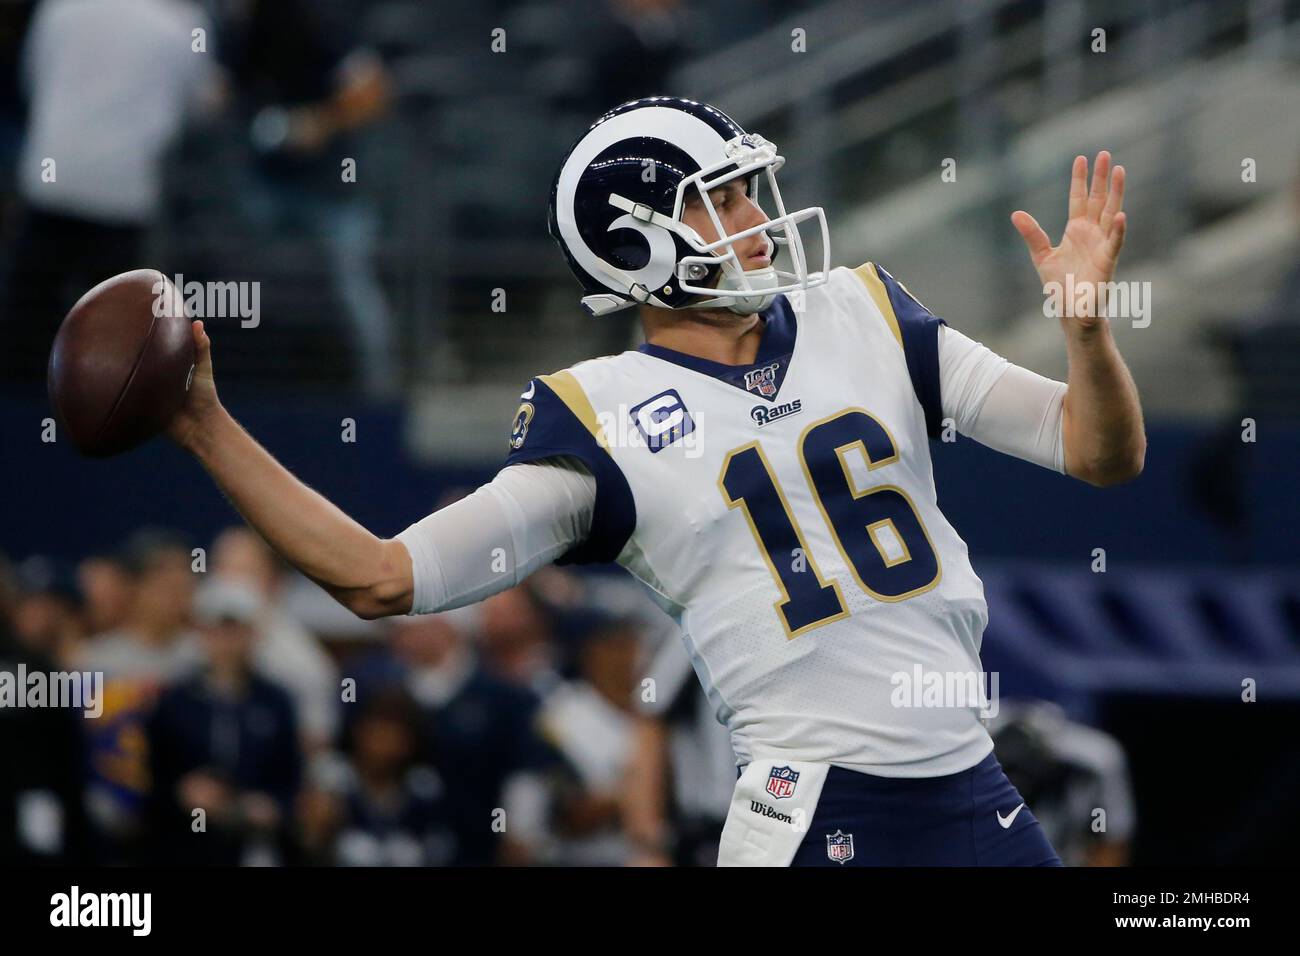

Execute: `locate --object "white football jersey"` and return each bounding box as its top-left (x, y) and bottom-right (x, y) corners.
top-left (506, 263), bottom-right (993, 777)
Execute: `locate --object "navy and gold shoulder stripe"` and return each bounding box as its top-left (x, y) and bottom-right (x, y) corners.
top-left (854, 262), bottom-right (947, 440)
top-left (504, 372), bottom-right (636, 564)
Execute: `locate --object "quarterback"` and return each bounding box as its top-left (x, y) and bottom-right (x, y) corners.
top-left (168, 97), bottom-right (1144, 866)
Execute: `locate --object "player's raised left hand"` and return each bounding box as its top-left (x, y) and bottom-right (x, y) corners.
top-left (1010, 151), bottom-right (1126, 330)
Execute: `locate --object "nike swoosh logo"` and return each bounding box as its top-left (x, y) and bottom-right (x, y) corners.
top-left (521, 381), bottom-right (536, 400)
top-left (997, 803), bottom-right (1026, 829)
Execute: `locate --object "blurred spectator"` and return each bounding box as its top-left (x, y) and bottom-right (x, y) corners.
top-left (0, 552), bottom-right (17, 624)
top-left (76, 528), bottom-right (200, 862)
top-left (211, 525), bottom-right (339, 754)
top-left (535, 618), bottom-right (641, 866)
top-left (0, 614), bottom-right (90, 863)
top-left (8, 554), bottom-right (84, 666)
top-left (0, 0), bottom-right (219, 380)
top-left (76, 554), bottom-right (133, 639)
top-left (219, 0), bottom-right (396, 399)
top-left (145, 578), bottom-right (301, 865)
top-left (299, 689), bottom-right (454, 866)
top-left (988, 700), bottom-right (1136, 867)
top-left (350, 611), bottom-right (556, 865)
top-left (478, 586), bottom-right (561, 694)
top-left (0, 2), bottom-right (36, 207)
top-left (623, 633), bottom-right (733, 866)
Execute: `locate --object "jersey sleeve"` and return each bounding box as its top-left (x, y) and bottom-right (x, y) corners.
top-left (504, 372), bottom-right (637, 564)
top-left (942, 327), bottom-right (1067, 474)
top-left (394, 461), bottom-right (595, 615)
top-left (852, 262), bottom-right (947, 439)
top-left (938, 323), bottom-right (1011, 434)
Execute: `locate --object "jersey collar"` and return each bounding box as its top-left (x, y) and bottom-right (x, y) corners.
top-left (636, 294), bottom-right (798, 401)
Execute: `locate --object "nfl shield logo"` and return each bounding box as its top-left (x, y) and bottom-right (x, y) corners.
top-left (743, 363), bottom-right (780, 398)
top-left (766, 765), bottom-right (799, 800)
top-left (826, 830), bottom-right (854, 864)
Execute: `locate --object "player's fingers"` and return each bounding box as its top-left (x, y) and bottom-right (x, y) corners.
top-left (192, 320), bottom-right (212, 359)
top-left (1107, 211), bottom-right (1127, 257)
top-left (1100, 164), bottom-right (1125, 233)
top-left (1011, 210), bottom-right (1052, 263)
top-left (1087, 151), bottom-right (1111, 222)
top-left (1067, 155), bottom-right (1087, 221)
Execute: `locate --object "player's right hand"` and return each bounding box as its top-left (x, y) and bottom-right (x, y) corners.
top-left (166, 319), bottom-right (223, 452)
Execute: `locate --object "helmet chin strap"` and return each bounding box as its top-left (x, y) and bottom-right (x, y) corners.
top-left (705, 265), bottom-right (779, 315)
top-left (691, 233), bottom-right (781, 314)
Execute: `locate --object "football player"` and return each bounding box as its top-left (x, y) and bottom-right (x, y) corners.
top-left (168, 97), bottom-right (1143, 866)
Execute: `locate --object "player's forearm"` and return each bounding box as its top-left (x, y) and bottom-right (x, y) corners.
top-left (186, 406), bottom-right (411, 617)
top-left (1061, 322), bottom-right (1146, 486)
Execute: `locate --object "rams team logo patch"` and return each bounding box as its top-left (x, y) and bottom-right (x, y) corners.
top-left (826, 830), bottom-right (854, 864)
top-left (629, 389), bottom-right (694, 453)
top-left (509, 402), bottom-right (535, 449)
top-left (766, 765), bottom-right (799, 799)
top-left (751, 399), bottom-right (802, 427)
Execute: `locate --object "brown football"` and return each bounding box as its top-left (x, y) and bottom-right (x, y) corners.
top-left (47, 269), bottom-right (195, 458)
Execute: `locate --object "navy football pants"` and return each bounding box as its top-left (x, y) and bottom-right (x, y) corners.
top-left (790, 751), bottom-right (1062, 866)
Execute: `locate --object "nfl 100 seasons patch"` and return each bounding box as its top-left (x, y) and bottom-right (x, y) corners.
top-left (743, 361), bottom-right (781, 398)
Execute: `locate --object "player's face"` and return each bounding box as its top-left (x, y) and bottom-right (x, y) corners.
top-left (682, 179), bottom-right (771, 271)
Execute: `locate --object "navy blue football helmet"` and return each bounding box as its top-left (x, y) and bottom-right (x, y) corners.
top-left (548, 96), bottom-right (829, 317)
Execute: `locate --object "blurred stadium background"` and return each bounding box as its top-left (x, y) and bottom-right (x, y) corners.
top-left (3, 0), bottom-right (1300, 866)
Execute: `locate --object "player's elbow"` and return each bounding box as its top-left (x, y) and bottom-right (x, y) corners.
top-left (330, 539), bottom-right (414, 620)
top-left (1120, 440), bottom-right (1147, 484)
top-left (1077, 440), bottom-right (1146, 487)
top-left (338, 578), bottom-right (410, 620)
